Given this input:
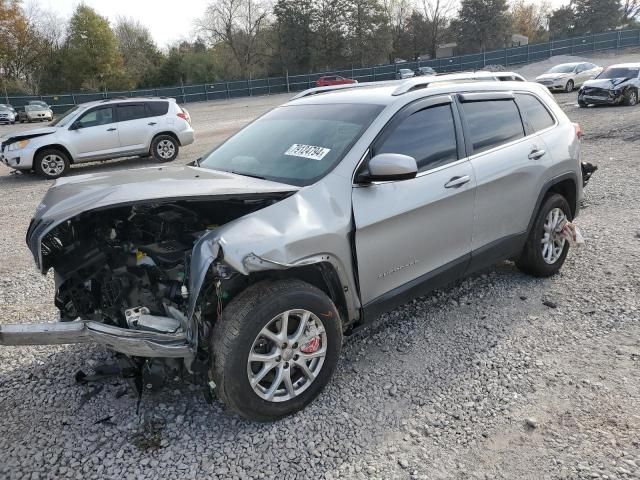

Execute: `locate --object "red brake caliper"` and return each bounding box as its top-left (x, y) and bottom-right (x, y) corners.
top-left (300, 336), bottom-right (321, 354)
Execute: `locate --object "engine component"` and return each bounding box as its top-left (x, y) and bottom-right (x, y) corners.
top-left (125, 306), bottom-right (181, 334)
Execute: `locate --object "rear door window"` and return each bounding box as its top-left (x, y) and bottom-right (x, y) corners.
top-left (117, 103), bottom-right (148, 122)
top-left (376, 104), bottom-right (458, 173)
top-left (515, 94), bottom-right (555, 133)
top-left (460, 100), bottom-right (525, 154)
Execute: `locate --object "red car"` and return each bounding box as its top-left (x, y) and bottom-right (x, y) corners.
top-left (315, 75), bottom-right (358, 87)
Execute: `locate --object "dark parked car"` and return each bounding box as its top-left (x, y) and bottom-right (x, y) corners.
top-left (578, 63), bottom-right (640, 107)
top-left (415, 66), bottom-right (436, 76)
top-left (315, 75), bottom-right (358, 87)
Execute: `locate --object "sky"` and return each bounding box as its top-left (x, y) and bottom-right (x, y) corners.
top-left (41, 0), bottom-right (211, 48)
top-left (43, 0), bottom-right (569, 49)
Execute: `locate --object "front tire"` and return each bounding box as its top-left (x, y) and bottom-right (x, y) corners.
top-left (623, 88), bottom-right (638, 106)
top-left (516, 193), bottom-right (572, 277)
top-left (151, 134), bottom-right (179, 162)
top-left (565, 80), bottom-right (574, 93)
top-left (34, 148), bottom-right (70, 179)
top-left (210, 279), bottom-right (343, 421)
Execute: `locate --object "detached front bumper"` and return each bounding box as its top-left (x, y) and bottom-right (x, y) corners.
top-left (0, 321), bottom-right (192, 358)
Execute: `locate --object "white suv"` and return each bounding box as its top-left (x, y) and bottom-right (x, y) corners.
top-left (1, 97), bottom-right (195, 178)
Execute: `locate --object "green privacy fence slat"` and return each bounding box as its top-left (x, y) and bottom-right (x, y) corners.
top-left (7, 28), bottom-right (639, 113)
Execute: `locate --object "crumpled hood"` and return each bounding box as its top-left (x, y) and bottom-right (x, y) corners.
top-left (1, 127), bottom-right (57, 144)
top-left (582, 77), bottom-right (631, 89)
top-left (536, 72), bottom-right (570, 81)
top-left (34, 165), bottom-right (298, 223)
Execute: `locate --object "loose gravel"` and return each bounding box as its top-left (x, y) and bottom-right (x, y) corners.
top-left (1, 51), bottom-right (639, 479)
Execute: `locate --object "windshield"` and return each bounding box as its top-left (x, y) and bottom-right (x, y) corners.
top-left (0, 106), bottom-right (10, 112)
top-left (548, 64), bottom-right (576, 74)
top-left (50, 106), bottom-right (80, 127)
top-left (25, 105), bottom-right (43, 111)
top-left (597, 67), bottom-right (639, 79)
top-left (199, 104), bottom-right (383, 186)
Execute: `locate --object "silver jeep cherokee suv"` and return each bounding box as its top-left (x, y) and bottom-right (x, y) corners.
top-left (0, 77), bottom-right (590, 421)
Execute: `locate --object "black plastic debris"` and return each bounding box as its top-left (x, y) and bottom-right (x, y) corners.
top-left (94, 415), bottom-right (115, 426)
top-left (581, 162), bottom-right (598, 187)
top-left (79, 385), bottom-right (104, 407)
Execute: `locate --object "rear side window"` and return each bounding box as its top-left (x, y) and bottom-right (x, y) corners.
top-left (516, 94), bottom-right (555, 132)
top-left (461, 100), bottom-right (524, 154)
top-left (117, 103), bottom-right (147, 122)
top-left (377, 104), bottom-right (458, 173)
top-left (147, 101), bottom-right (169, 116)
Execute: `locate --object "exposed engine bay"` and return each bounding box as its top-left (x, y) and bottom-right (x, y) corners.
top-left (41, 198), bottom-right (278, 333)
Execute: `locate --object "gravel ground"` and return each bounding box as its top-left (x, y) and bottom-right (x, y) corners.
top-left (1, 51), bottom-right (640, 479)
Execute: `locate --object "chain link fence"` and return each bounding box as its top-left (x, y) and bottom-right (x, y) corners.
top-left (6, 29), bottom-right (640, 114)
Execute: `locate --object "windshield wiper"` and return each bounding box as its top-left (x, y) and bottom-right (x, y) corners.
top-left (230, 171), bottom-right (266, 180)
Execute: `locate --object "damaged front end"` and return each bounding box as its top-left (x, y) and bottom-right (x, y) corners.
top-left (1, 166), bottom-right (297, 374)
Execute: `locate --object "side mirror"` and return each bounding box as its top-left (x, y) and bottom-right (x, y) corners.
top-left (357, 153), bottom-right (418, 183)
top-left (69, 121), bottom-right (81, 130)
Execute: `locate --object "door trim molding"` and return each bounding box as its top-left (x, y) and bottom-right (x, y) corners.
top-left (361, 254), bottom-right (470, 323)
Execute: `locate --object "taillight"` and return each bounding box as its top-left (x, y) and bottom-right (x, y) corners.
top-left (573, 122), bottom-right (583, 139)
top-left (177, 112), bottom-right (188, 121)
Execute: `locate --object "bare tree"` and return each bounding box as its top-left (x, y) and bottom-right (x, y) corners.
top-left (421, 0), bottom-right (455, 58)
top-left (196, 0), bottom-right (269, 77)
top-left (380, 0), bottom-right (412, 61)
top-left (621, 0), bottom-right (640, 23)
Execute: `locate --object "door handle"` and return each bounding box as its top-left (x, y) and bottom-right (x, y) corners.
top-left (528, 149), bottom-right (546, 160)
top-left (444, 175), bottom-right (471, 189)
top-left (107, 127), bottom-right (116, 132)
top-left (148, 122), bottom-right (157, 126)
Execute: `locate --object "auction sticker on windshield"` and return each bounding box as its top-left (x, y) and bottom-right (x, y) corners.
top-left (284, 144), bottom-right (331, 161)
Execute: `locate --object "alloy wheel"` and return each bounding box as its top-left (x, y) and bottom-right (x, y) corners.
top-left (541, 207), bottom-right (566, 264)
top-left (247, 309), bottom-right (327, 403)
top-left (40, 154), bottom-right (66, 177)
top-left (156, 139), bottom-right (176, 159)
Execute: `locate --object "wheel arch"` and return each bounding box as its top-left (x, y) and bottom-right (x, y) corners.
top-left (34, 144), bottom-right (74, 164)
top-left (528, 173), bottom-right (578, 234)
top-left (251, 262), bottom-right (350, 328)
top-left (152, 131), bottom-right (181, 147)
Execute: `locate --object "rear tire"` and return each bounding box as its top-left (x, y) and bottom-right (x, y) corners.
top-left (34, 148), bottom-right (70, 179)
top-left (516, 193), bottom-right (572, 278)
top-left (150, 134), bottom-right (179, 162)
top-left (564, 80), bottom-right (574, 93)
top-left (210, 279), bottom-right (343, 421)
top-left (623, 88), bottom-right (638, 106)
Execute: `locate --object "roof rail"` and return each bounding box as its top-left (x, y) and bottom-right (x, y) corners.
top-left (391, 73), bottom-right (504, 96)
top-left (291, 81), bottom-right (395, 100)
top-left (392, 78), bottom-right (434, 95)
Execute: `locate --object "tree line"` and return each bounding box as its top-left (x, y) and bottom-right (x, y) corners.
top-left (0, 0), bottom-right (638, 95)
